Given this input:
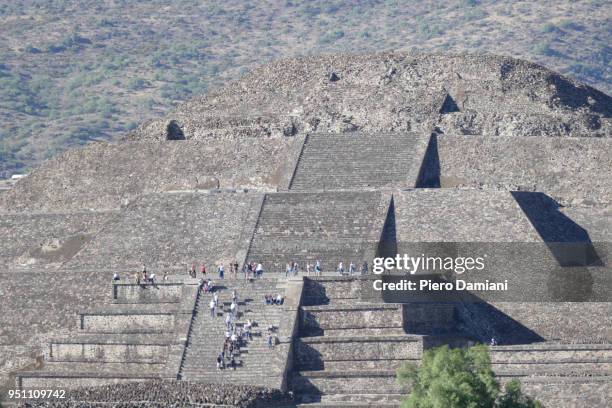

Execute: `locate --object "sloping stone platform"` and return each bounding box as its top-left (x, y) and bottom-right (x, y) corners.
top-left (64, 191), bottom-right (262, 271)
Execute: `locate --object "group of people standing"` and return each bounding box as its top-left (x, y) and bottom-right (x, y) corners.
top-left (283, 259), bottom-right (369, 277)
top-left (190, 261), bottom-right (262, 280)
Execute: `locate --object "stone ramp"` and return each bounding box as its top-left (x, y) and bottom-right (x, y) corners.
top-left (246, 192), bottom-right (389, 273)
top-left (180, 278), bottom-right (292, 389)
top-left (288, 132), bottom-right (429, 191)
top-left (63, 191), bottom-right (262, 271)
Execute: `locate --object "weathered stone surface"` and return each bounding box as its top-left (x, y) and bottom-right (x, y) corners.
top-left (1, 52), bottom-right (611, 407)
top-left (63, 191), bottom-right (261, 271)
top-left (394, 189), bottom-right (542, 243)
top-left (0, 137), bottom-right (302, 213)
top-left (437, 135), bottom-right (612, 206)
top-left (0, 212), bottom-right (114, 268)
top-left (132, 54), bottom-right (611, 142)
top-left (19, 379), bottom-right (291, 407)
top-left (289, 132), bottom-right (430, 190)
top-left (246, 192), bottom-right (389, 272)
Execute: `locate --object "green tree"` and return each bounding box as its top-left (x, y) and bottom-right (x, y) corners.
top-left (397, 345), bottom-right (542, 408)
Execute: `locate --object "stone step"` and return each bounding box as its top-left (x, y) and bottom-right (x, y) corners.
top-left (493, 362), bottom-right (612, 377)
top-left (49, 335), bottom-right (172, 363)
top-left (491, 344), bottom-right (612, 363)
top-left (16, 370), bottom-right (160, 390)
top-left (297, 392), bottom-right (404, 406)
top-left (40, 361), bottom-right (166, 375)
top-left (292, 370), bottom-right (408, 395)
top-left (77, 307), bottom-right (178, 334)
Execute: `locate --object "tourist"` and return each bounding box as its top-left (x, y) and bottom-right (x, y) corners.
top-left (218, 264), bottom-right (225, 279)
top-left (112, 272), bottom-right (120, 281)
top-left (214, 291), bottom-right (219, 306)
top-left (360, 261), bottom-right (368, 275)
top-left (201, 263), bottom-right (206, 277)
top-left (163, 271), bottom-right (168, 281)
top-left (230, 355), bottom-right (236, 370)
top-left (267, 333), bottom-right (274, 349)
top-left (217, 354), bottom-right (223, 370)
top-left (232, 290), bottom-right (238, 303)
top-left (292, 261), bottom-right (299, 276)
top-left (190, 263), bottom-right (196, 278)
top-left (149, 273), bottom-right (156, 284)
top-left (349, 262), bottom-right (356, 275)
top-left (256, 262), bottom-right (263, 278)
top-left (230, 301), bottom-right (237, 317)
top-left (233, 260), bottom-right (239, 278)
top-left (306, 262), bottom-right (311, 276)
top-left (337, 262), bottom-right (344, 275)
top-left (225, 313), bottom-right (233, 331)
top-left (275, 293), bottom-right (283, 305)
top-left (285, 262), bottom-right (291, 278)
top-left (244, 319), bottom-right (252, 340)
top-left (209, 299), bottom-right (216, 317)
top-left (315, 260), bottom-right (322, 276)
top-left (134, 272), bottom-right (140, 285)
top-left (490, 337), bottom-right (497, 346)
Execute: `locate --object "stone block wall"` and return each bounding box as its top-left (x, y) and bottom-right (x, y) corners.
top-left (80, 313), bottom-right (176, 334)
top-left (18, 375), bottom-right (154, 390)
top-left (113, 283), bottom-right (182, 303)
top-left (50, 343), bottom-right (169, 363)
top-left (296, 336), bottom-right (422, 367)
top-left (301, 305), bottom-right (402, 333)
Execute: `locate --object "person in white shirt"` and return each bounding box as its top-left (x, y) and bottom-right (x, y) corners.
top-left (230, 301), bottom-right (237, 317)
top-left (337, 262), bottom-right (344, 275)
top-left (209, 299), bottom-right (216, 317)
top-left (256, 263), bottom-right (263, 278)
top-left (225, 313), bottom-right (232, 331)
top-left (112, 272), bottom-right (120, 281)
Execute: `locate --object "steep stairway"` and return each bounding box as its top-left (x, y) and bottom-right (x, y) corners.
top-left (289, 132), bottom-right (424, 190)
top-left (179, 278), bottom-right (289, 389)
top-left (246, 192), bottom-right (389, 272)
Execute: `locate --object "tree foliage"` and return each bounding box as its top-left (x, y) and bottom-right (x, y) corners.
top-left (397, 345), bottom-right (542, 408)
